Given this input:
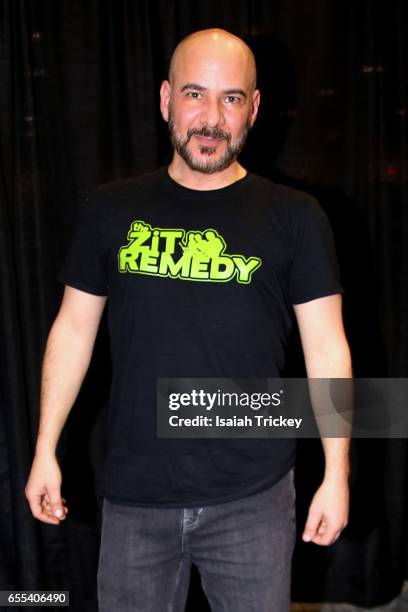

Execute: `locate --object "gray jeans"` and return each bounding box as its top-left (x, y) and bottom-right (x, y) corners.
top-left (97, 469), bottom-right (296, 612)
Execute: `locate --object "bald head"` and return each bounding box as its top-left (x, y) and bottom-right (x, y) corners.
top-left (169, 28), bottom-right (257, 91)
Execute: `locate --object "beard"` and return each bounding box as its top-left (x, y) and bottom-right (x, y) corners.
top-left (167, 108), bottom-right (251, 174)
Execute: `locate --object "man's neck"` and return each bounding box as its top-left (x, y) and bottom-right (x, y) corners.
top-left (167, 157), bottom-right (247, 191)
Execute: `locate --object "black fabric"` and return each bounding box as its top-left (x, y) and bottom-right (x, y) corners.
top-left (57, 167), bottom-right (342, 507)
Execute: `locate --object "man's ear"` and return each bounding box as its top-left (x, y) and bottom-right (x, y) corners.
top-left (160, 80), bottom-right (171, 122)
top-left (249, 89), bottom-right (261, 127)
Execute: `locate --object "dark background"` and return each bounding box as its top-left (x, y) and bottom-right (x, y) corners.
top-left (1, 1), bottom-right (407, 610)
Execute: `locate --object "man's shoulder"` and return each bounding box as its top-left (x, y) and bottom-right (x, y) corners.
top-left (81, 168), bottom-right (165, 225)
top-left (249, 173), bottom-right (321, 215)
top-left (95, 167), bottom-right (164, 198)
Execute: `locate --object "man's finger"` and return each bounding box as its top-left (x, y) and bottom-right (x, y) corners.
top-left (42, 501), bottom-right (68, 519)
top-left (313, 526), bottom-right (342, 546)
top-left (47, 486), bottom-right (64, 518)
top-left (29, 494), bottom-right (61, 524)
top-left (37, 509), bottom-right (63, 525)
top-left (317, 520), bottom-right (327, 535)
top-left (302, 511), bottom-right (322, 542)
top-left (330, 530), bottom-right (342, 544)
top-left (29, 492), bottom-right (46, 516)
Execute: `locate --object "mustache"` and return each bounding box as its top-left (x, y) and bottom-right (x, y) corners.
top-left (186, 127), bottom-right (231, 142)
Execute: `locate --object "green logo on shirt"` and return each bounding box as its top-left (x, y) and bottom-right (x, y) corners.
top-left (118, 221), bottom-right (262, 284)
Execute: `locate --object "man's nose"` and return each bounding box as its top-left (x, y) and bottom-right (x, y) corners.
top-left (200, 98), bottom-right (225, 128)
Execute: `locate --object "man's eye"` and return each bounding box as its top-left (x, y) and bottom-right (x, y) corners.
top-left (225, 96), bottom-right (241, 104)
top-left (186, 91), bottom-right (202, 99)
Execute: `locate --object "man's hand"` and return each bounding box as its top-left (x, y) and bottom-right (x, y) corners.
top-left (302, 477), bottom-right (349, 546)
top-left (25, 451), bottom-right (68, 525)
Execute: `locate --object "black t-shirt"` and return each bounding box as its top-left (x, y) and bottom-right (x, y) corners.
top-left (58, 167), bottom-right (343, 507)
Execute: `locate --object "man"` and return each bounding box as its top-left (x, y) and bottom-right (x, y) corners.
top-left (25, 28), bottom-right (351, 612)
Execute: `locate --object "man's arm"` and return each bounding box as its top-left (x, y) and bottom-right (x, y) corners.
top-left (294, 293), bottom-right (352, 546)
top-left (25, 286), bottom-right (107, 524)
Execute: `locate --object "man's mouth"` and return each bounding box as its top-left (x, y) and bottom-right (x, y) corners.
top-left (193, 134), bottom-right (225, 146)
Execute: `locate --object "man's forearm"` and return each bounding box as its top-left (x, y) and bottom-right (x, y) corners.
top-left (35, 316), bottom-right (97, 455)
top-left (307, 339), bottom-right (352, 480)
top-left (302, 338), bottom-right (352, 544)
top-left (321, 437), bottom-right (350, 481)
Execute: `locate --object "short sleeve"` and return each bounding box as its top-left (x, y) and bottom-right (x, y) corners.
top-left (289, 197), bottom-right (343, 304)
top-left (57, 197), bottom-right (109, 296)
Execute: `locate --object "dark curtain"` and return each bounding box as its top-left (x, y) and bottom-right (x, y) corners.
top-left (1, 1), bottom-right (407, 610)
